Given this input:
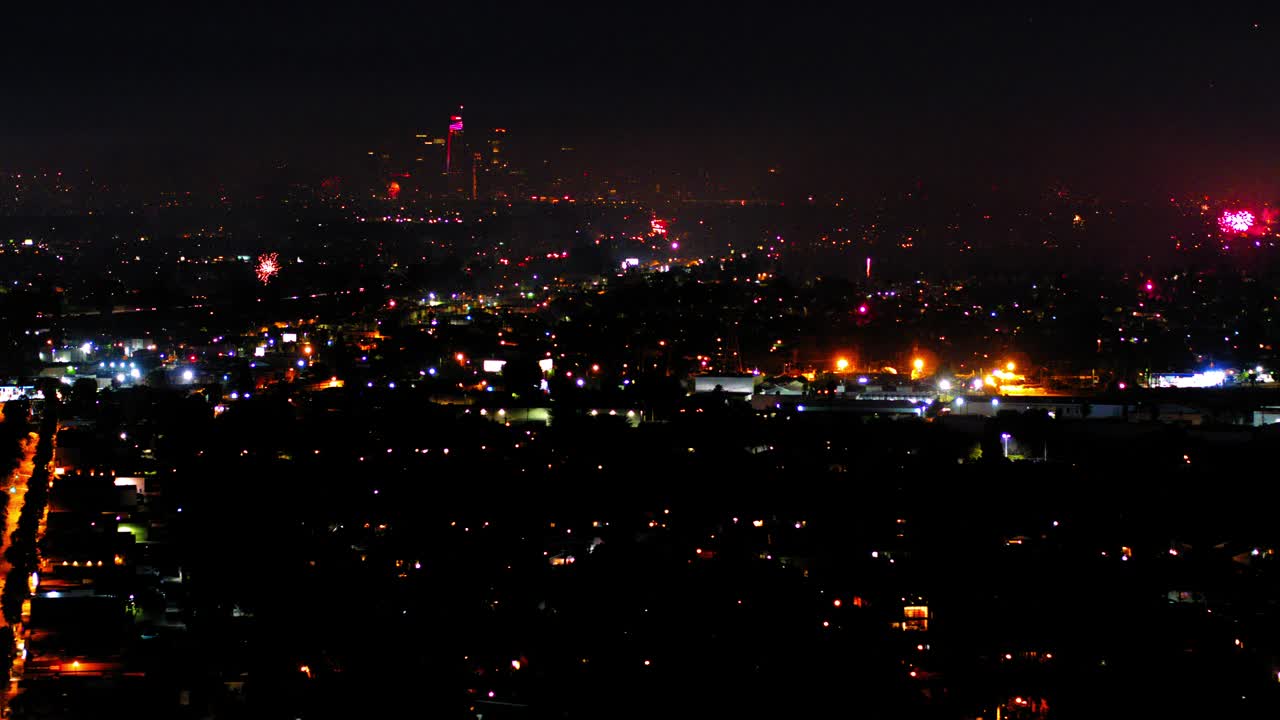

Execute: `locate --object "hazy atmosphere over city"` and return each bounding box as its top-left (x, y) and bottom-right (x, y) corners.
top-left (2, 6), bottom-right (1280, 720)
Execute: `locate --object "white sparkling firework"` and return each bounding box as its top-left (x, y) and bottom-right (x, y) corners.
top-left (1219, 210), bottom-right (1255, 234)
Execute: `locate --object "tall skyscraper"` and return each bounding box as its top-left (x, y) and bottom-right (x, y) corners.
top-left (485, 128), bottom-right (513, 199)
top-left (488, 128), bottom-right (508, 173)
top-left (444, 116), bottom-right (463, 172)
top-left (445, 112), bottom-right (468, 197)
top-left (414, 132), bottom-right (446, 167)
top-left (409, 132), bottom-right (446, 196)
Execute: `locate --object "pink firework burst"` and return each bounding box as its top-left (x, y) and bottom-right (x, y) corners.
top-left (255, 253), bottom-right (280, 284)
top-left (1218, 210), bottom-right (1255, 234)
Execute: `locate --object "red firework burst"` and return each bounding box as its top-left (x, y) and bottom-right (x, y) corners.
top-left (256, 253), bottom-right (280, 284)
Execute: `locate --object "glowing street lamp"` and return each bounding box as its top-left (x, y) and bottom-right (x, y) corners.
top-left (1001, 432), bottom-right (1011, 458)
top-left (911, 357), bottom-right (926, 380)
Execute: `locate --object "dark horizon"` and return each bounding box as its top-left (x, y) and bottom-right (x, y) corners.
top-left (4, 7), bottom-right (1280, 198)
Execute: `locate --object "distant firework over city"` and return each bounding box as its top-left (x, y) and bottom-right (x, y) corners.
top-left (255, 253), bottom-right (280, 284)
top-left (1219, 209), bottom-right (1256, 234)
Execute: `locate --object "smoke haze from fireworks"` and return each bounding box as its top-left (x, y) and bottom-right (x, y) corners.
top-left (256, 253), bottom-right (280, 284)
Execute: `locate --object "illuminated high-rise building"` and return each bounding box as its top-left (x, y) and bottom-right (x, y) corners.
top-left (409, 132), bottom-right (446, 196)
top-left (471, 152), bottom-right (481, 201)
top-left (414, 132), bottom-right (446, 167)
top-left (445, 111), bottom-right (468, 196)
top-left (488, 128), bottom-right (508, 173)
top-left (444, 116), bottom-right (464, 172)
top-left (484, 127), bottom-right (516, 199)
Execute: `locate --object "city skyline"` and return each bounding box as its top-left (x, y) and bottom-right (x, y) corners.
top-left (3, 8), bottom-right (1280, 197)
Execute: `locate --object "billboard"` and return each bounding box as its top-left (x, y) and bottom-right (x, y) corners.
top-left (1150, 371), bottom-right (1226, 389)
top-left (0, 386), bottom-right (41, 402)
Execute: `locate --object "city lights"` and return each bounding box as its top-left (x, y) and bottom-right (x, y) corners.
top-left (10, 24), bottom-right (1280, 711)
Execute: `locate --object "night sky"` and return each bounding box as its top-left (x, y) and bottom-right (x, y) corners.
top-left (4, 6), bottom-right (1279, 196)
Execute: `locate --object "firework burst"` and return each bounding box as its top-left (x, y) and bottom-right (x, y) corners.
top-left (1219, 209), bottom-right (1255, 234)
top-left (255, 253), bottom-right (280, 284)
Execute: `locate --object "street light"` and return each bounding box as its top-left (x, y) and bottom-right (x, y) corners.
top-left (1001, 432), bottom-right (1011, 458)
